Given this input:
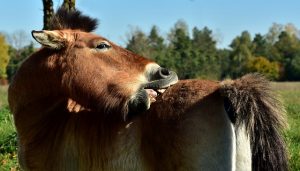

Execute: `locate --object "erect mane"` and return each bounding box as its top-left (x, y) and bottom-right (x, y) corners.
top-left (48, 7), bottom-right (98, 32)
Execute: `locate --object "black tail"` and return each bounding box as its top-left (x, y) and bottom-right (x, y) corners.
top-left (220, 74), bottom-right (288, 171)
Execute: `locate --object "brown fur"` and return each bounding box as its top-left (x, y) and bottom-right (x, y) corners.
top-left (9, 9), bottom-right (157, 170)
top-left (11, 76), bottom-right (225, 170)
top-left (220, 73), bottom-right (288, 171)
top-left (9, 72), bottom-right (288, 170)
top-left (142, 80), bottom-right (223, 170)
top-left (9, 8), bottom-right (287, 171)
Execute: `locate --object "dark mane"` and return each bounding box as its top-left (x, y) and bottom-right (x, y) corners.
top-left (49, 7), bottom-right (98, 32)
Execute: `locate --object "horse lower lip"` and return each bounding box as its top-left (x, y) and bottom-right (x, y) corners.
top-left (145, 89), bottom-right (158, 97)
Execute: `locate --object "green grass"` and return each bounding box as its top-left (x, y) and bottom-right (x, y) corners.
top-left (0, 86), bottom-right (19, 171)
top-left (272, 82), bottom-right (300, 170)
top-left (0, 86), bottom-right (8, 108)
top-left (0, 83), bottom-right (299, 170)
top-left (279, 91), bottom-right (300, 170)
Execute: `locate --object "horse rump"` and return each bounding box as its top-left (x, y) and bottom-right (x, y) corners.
top-left (220, 73), bottom-right (288, 171)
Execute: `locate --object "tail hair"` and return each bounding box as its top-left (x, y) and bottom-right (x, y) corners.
top-left (220, 73), bottom-right (288, 171)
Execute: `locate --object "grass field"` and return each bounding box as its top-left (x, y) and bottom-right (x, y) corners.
top-left (0, 83), bottom-right (300, 170)
top-left (272, 82), bottom-right (300, 170)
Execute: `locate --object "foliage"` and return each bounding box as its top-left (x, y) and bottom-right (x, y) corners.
top-left (218, 48), bottom-right (231, 79)
top-left (191, 27), bottom-right (220, 79)
top-left (5, 18), bottom-right (300, 81)
top-left (168, 21), bottom-right (195, 79)
top-left (252, 33), bottom-right (270, 58)
top-left (0, 106), bottom-right (19, 171)
top-left (125, 21), bottom-right (300, 80)
top-left (265, 23), bottom-right (284, 45)
top-left (246, 56), bottom-right (280, 80)
top-left (274, 31), bottom-right (300, 80)
top-left (6, 43), bottom-right (35, 82)
top-left (0, 86), bottom-right (19, 170)
top-left (147, 26), bottom-right (168, 65)
top-left (126, 21), bottom-right (221, 79)
top-left (0, 34), bottom-right (9, 81)
top-left (285, 54), bottom-right (300, 80)
top-left (274, 31), bottom-right (300, 62)
top-left (126, 28), bottom-right (151, 58)
top-left (227, 31), bottom-right (253, 78)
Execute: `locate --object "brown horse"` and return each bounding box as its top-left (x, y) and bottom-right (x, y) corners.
top-left (8, 8), bottom-right (288, 171)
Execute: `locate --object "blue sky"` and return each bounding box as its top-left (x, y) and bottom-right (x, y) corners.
top-left (0, 0), bottom-right (299, 48)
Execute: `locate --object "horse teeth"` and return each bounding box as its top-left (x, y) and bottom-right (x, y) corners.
top-left (157, 89), bottom-right (166, 93)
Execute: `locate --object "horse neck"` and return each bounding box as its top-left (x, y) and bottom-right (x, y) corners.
top-left (9, 48), bottom-right (66, 118)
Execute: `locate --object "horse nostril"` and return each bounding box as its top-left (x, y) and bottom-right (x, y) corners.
top-left (158, 67), bottom-right (171, 78)
top-left (160, 68), bottom-right (170, 76)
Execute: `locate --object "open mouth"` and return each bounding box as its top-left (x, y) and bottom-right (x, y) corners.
top-left (126, 70), bottom-right (178, 120)
top-left (143, 70), bottom-right (178, 103)
top-left (144, 88), bottom-right (167, 103)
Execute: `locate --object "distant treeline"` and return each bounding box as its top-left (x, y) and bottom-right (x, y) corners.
top-left (1, 21), bottom-right (300, 83)
top-left (126, 21), bottom-right (300, 81)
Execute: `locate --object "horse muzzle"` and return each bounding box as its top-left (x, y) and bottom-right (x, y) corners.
top-left (127, 67), bottom-right (178, 120)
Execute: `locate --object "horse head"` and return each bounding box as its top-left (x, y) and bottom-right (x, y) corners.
top-left (11, 8), bottom-right (178, 120)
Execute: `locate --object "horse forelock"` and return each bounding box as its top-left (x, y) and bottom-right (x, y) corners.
top-left (49, 7), bottom-right (98, 32)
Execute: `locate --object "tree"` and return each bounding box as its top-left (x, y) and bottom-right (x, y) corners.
top-left (123, 21), bottom-right (300, 80)
top-left (42, 0), bottom-right (54, 30)
top-left (284, 23), bottom-right (300, 38)
top-left (274, 31), bottom-right (300, 61)
top-left (126, 28), bottom-right (151, 58)
top-left (62, 0), bottom-right (76, 11)
top-left (191, 27), bottom-right (221, 79)
top-left (4, 30), bottom-right (33, 82)
top-left (274, 31), bottom-right (300, 80)
top-left (246, 56), bottom-right (280, 80)
top-left (228, 31), bottom-right (253, 78)
top-left (0, 34), bottom-right (9, 84)
top-left (5, 30), bottom-right (29, 50)
top-left (252, 34), bottom-right (269, 57)
top-left (147, 26), bottom-right (167, 65)
top-left (42, 0), bottom-right (76, 30)
top-left (285, 54), bottom-right (300, 80)
top-left (218, 48), bottom-right (231, 79)
top-left (6, 43), bottom-right (35, 81)
top-left (168, 21), bottom-right (195, 79)
top-left (168, 19), bottom-right (189, 45)
top-left (192, 27), bottom-right (217, 54)
top-left (126, 21), bottom-right (222, 79)
top-left (265, 23), bottom-right (284, 45)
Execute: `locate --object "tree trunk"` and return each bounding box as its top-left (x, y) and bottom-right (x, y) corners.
top-left (42, 0), bottom-right (54, 30)
top-left (42, 0), bottom-right (76, 30)
top-left (62, 0), bottom-right (76, 11)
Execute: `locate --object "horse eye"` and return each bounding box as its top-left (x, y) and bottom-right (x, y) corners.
top-left (96, 42), bottom-right (111, 50)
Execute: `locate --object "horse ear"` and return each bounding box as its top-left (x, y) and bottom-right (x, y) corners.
top-left (31, 30), bottom-right (66, 49)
